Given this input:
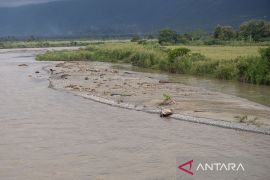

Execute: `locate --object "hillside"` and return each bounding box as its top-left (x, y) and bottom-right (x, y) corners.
top-left (0, 0), bottom-right (269, 37)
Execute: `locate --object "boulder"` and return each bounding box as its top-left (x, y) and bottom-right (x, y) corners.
top-left (160, 108), bottom-right (173, 117)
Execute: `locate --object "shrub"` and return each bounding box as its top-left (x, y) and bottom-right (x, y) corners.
top-left (137, 40), bottom-right (147, 45)
top-left (131, 35), bottom-right (141, 42)
top-left (174, 56), bottom-right (193, 73)
top-left (159, 60), bottom-right (169, 71)
top-left (259, 47), bottom-right (270, 64)
top-left (189, 53), bottom-right (206, 61)
top-left (191, 60), bottom-right (219, 75)
top-left (163, 94), bottom-right (172, 101)
top-left (168, 48), bottom-right (191, 61)
top-left (214, 62), bottom-right (237, 80)
top-left (235, 56), bottom-right (269, 84)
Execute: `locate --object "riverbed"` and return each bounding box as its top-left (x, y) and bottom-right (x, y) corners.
top-left (0, 48), bottom-right (270, 179)
top-left (47, 61), bottom-right (270, 131)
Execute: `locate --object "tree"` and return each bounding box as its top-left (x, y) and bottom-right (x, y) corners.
top-left (214, 25), bottom-right (235, 40)
top-left (147, 34), bottom-right (155, 39)
top-left (131, 35), bottom-right (141, 42)
top-left (158, 28), bottom-right (178, 44)
top-left (239, 20), bottom-right (270, 41)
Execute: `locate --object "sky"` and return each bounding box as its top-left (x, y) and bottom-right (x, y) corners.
top-left (0, 0), bottom-right (67, 7)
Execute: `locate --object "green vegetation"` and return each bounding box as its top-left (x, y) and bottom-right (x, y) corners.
top-left (0, 40), bottom-right (94, 49)
top-left (36, 41), bottom-right (270, 85)
top-left (158, 19), bottom-right (270, 45)
top-left (214, 25), bottom-right (235, 41)
top-left (234, 115), bottom-right (260, 126)
top-left (167, 45), bottom-right (262, 60)
top-left (37, 42), bottom-right (167, 68)
top-left (0, 39), bottom-right (131, 49)
top-left (163, 94), bottom-right (172, 101)
top-left (158, 29), bottom-right (178, 45)
top-left (239, 20), bottom-right (270, 41)
top-left (26, 19), bottom-right (270, 86)
top-left (130, 35), bottom-right (141, 42)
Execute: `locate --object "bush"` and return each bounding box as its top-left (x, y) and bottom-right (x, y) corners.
top-left (191, 60), bottom-right (219, 75)
top-left (167, 51), bottom-right (204, 73)
top-left (159, 60), bottom-right (169, 71)
top-left (131, 35), bottom-right (141, 42)
top-left (130, 52), bottom-right (154, 68)
top-left (189, 53), bottom-right (206, 61)
top-left (174, 56), bottom-right (193, 73)
top-left (168, 48), bottom-right (191, 61)
top-left (137, 40), bottom-right (147, 45)
top-left (215, 62), bottom-right (237, 80)
top-left (235, 56), bottom-right (269, 84)
top-left (259, 47), bottom-right (270, 64)
top-left (203, 39), bottom-right (224, 45)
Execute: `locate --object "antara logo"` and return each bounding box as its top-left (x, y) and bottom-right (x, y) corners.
top-left (178, 160), bottom-right (194, 175)
top-left (178, 160), bottom-right (245, 175)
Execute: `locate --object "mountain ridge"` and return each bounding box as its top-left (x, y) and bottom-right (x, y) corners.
top-left (0, 0), bottom-right (269, 37)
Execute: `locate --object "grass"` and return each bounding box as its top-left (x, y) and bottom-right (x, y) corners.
top-left (0, 39), bottom-right (129, 49)
top-left (37, 42), bottom-right (167, 68)
top-left (36, 41), bottom-right (270, 85)
top-left (167, 45), bottom-right (262, 60)
top-left (163, 94), bottom-right (172, 101)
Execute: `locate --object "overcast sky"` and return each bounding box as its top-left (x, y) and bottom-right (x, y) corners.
top-left (0, 0), bottom-right (68, 7)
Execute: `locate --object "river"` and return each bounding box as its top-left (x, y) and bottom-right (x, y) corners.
top-left (0, 48), bottom-right (269, 180)
top-left (117, 65), bottom-right (270, 107)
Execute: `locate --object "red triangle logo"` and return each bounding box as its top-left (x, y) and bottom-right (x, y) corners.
top-left (178, 160), bottom-right (194, 175)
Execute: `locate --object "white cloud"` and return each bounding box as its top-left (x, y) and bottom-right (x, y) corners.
top-left (0, 0), bottom-right (67, 7)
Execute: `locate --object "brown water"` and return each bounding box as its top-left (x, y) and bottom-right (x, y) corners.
top-left (0, 48), bottom-right (270, 180)
top-left (117, 65), bottom-right (270, 107)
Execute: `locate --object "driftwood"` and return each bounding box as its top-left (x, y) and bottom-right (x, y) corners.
top-left (18, 64), bottom-right (28, 67)
top-left (110, 93), bottom-right (132, 97)
top-left (159, 80), bottom-right (175, 84)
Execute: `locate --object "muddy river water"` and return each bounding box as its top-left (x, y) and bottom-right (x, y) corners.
top-left (0, 48), bottom-right (269, 180)
top-left (118, 65), bottom-right (270, 107)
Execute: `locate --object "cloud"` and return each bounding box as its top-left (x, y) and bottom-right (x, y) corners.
top-left (0, 0), bottom-right (67, 7)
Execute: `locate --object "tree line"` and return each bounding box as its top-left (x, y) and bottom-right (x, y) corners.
top-left (158, 19), bottom-right (270, 45)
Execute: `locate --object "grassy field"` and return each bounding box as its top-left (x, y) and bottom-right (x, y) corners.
top-left (0, 39), bottom-right (129, 49)
top-left (168, 45), bottom-right (262, 60)
top-left (36, 42), bottom-right (270, 85)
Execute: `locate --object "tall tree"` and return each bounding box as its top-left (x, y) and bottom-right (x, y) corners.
top-left (158, 28), bottom-right (178, 44)
top-left (239, 20), bottom-right (270, 41)
top-left (214, 25), bottom-right (235, 40)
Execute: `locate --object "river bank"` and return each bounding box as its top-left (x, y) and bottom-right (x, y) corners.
top-left (45, 61), bottom-right (270, 134)
top-left (1, 48), bottom-right (270, 179)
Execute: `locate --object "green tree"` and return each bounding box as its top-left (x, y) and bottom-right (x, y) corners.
top-left (239, 20), bottom-right (270, 41)
top-left (131, 35), bottom-right (141, 42)
top-left (214, 25), bottom-right (235, 40)
top-left (158, 28), bottom-right (178, 45)
top-left (147, 34), bottom-right (155, 39)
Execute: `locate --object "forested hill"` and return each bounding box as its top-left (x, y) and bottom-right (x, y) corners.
top-left (0, 0), bottom-right (269, 37)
